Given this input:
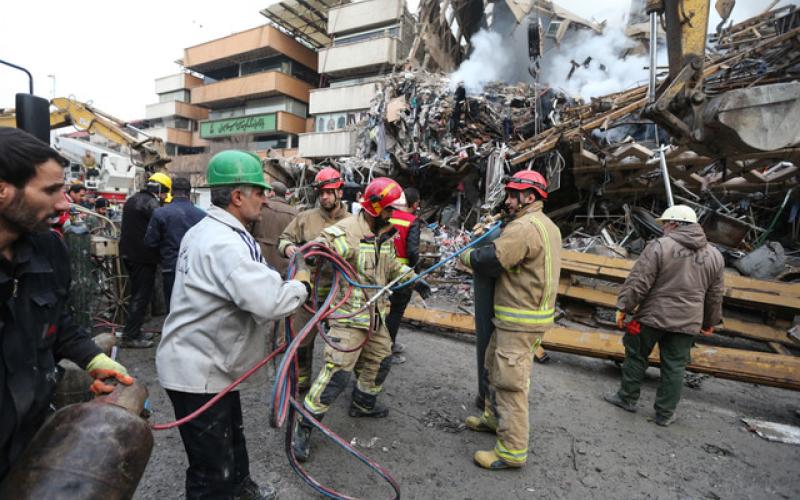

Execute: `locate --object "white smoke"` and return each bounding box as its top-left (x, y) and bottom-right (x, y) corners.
top-left (449, 30), bottom-right (513, 93)
top-left (448, 3), bottom-right (666, 99)
top-left (540, 17), bottom-right (658, 99)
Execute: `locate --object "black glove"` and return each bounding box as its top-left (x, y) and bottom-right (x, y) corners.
top-left (414, 279), bottom-right (432, 300)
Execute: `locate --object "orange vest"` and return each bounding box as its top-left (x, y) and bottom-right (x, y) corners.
top-left (388, 210), bottom-right (416, 264)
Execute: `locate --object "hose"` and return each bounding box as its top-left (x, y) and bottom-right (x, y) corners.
top-left (145, 222), bottom-right (503, 498)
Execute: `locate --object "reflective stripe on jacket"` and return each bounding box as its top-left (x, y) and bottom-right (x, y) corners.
top-left (492, 202), bottom-right (561, 332)
top-left (317, 212), bottom-right (414, 330)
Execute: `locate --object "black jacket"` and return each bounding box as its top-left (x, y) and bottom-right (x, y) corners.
top-left (120, 190), bottom-right (160, 263)
top-left (0, 231), bottom-right (102, 479)
top-left (406, 218), bottom-right (421, 269)
top-left (143, 198), bottom-right (206, 272)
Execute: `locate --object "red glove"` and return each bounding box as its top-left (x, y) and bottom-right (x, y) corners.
top-left (625, 320), bottom-right (641, 336)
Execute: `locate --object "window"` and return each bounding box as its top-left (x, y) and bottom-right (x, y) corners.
top-left (159, 90), bottom-right (190, 103)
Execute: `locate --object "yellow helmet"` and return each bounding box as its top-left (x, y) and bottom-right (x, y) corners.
top-left (148, 172), bottom-right (173, 202)
top-left (148, 172), bottom-right (172, 190)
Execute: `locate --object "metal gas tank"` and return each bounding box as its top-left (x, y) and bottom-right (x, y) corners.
top-left (0, 383), bottom-right (153, 500)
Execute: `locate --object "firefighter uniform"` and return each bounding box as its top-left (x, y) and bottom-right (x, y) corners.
top-left (464, 200), bottom-right (561, 467)
top-left (303, 212), bottom-right (414, 417)
top-left (278, 204), bottom-right (350, 388)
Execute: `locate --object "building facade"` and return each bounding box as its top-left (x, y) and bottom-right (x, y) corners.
top-left (298, 0), bottom-right (414, 159)
top-left (146, 23), bottom-right (318, 158)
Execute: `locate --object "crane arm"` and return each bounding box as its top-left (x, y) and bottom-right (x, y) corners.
top-left (0, 97), bottom-right (170, 170)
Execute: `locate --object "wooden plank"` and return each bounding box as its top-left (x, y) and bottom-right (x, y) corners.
top-left (403, 307), bottom-right (800, 391)
top-left (561, 250), bottom-right (800, 308)
top-left (556, 278), bottom-right (798, 346)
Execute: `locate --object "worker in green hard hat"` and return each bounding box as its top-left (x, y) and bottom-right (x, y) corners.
top-left (156, 150), bottom-right (311, 500)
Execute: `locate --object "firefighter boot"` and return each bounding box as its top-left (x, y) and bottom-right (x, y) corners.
top-left (473, 449), bottom-right (523, 470)
top-left (293, 413), bottom-right (321, 462)
top-left (465, 410), bottom-right (497, 433)
top-left (349, 387), bottom-right (389, 418)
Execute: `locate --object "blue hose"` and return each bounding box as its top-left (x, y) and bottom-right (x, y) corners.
top-left (333, 221), bottom-right (503, 291)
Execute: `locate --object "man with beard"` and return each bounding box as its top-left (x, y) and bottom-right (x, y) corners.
top-left (460, 170), bottom-right (561, 470)
top-left (291, 177), bottom-right (431, 462)
top-left (277, 167), bottom-right (351, 391)
top-left (0, 128), bottom-right (134, 480)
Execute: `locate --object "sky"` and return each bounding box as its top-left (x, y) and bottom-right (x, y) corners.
top-left (0, 0), bottom-right (784, 121)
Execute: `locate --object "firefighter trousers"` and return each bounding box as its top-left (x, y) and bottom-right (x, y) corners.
top-left (303, 324), bottom-right (393, 415)
top-left (482, 327), bottom-right (540, 466)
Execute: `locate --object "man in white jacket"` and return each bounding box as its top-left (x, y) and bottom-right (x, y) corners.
top-left (156, 150), bottom-right (309, 500)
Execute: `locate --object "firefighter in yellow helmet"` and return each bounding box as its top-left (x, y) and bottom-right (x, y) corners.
top-left (460, 170), bottom-right (561, 470)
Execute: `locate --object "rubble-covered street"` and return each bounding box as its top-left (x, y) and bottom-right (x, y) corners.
top-left (130, 320), bottom-right (800, 499)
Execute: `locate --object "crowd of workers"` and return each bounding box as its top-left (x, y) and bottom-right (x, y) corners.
top-left (0, 127), bottom-right (724, 499)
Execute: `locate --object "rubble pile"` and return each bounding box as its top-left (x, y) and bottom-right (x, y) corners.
top-left (270, 5), bottom-right (799, 270)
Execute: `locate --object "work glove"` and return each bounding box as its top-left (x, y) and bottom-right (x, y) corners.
top-left (615, 310), bottom-right (626, 330)
top-left (459, 247), bottom-right (474, 268)
top-left (86, 353), bottom-right (134, 395)
top-left (700, 326), bottom-right (714, 336)
top-left (625, 320), bottom-right (641, 336)
top-left (293, 256), bottom-right (313, 297)
top-left (414, 279), bottom-right (432, 300)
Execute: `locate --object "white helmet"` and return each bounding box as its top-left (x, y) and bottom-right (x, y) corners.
top-left (655, 205), bottom-right (698, 224)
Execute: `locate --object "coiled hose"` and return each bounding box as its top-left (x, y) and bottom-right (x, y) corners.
top-left (148, 222), bottom-right (502, 499)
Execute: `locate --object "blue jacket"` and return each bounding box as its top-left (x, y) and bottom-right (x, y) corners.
top-left (144, 198), bottom-right (206, 272)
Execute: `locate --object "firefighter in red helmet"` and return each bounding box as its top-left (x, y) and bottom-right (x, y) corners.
top-left (459, 170), bottom-right (561, 470)
top-left (292, 177), bottom-right (431, 462)
top-left (278, 167), bottom-right (351, 390)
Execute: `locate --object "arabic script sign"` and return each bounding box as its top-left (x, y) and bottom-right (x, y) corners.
top-left (200, 113), bottom-right (277, 138)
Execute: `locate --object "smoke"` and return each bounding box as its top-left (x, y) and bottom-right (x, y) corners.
top-left (449, 30), bottom-right (513, 93)
top-left (449, 2), bottom-right (665, 100)
top-left (539, 17), bottom-right (658, 99)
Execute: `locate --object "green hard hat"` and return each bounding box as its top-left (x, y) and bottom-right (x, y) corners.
top-left (206, 150), bottom-right (272, 190)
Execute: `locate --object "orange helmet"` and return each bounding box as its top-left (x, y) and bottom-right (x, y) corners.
top-left (504, 170), bottom-right (548, 199)
top-left (360, 177), bottom-right (406, 217)
top-left (314, 167), bottom-right (343, 190)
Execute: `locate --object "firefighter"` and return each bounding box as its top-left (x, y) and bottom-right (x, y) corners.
top-left (460, 170), bottom-right (561, 470)
top-left (277, 167), bottom-right (351, 391)
top-left (604, 205), bottom-right (724, 426)
top-left (385, 187), bottom-right (422, 364)
top-left (292, 177), bottom-right (431, 462)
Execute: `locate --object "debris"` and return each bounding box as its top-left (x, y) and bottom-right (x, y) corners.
top-left (702, 443), bottom-right (733, 456)
top-left (742, 418), bottom-right (800, 445)
top-left (349, 436), bottom-right (381, 449)
top-left (734, 242), bottom-right (787, 280)
top-left (420, 409), bottom-right (467, 433)
top-left (685, 373), bottom-right (710, 390)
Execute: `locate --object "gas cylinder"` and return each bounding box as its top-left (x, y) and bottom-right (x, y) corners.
top-left (0, 383), bottom-right (153, 500)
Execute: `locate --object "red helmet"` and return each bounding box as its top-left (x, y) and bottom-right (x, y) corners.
top-left (314, 167), bottom-right (343, 190)
top-left (504, 170), bottom-right (548, 199)
top-left (360, 177), bottom-right (406, 217)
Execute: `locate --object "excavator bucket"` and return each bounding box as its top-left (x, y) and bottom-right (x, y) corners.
top-left (703, 81), bottom-right (800, 155)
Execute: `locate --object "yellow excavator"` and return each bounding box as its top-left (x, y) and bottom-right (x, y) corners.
top-left (0, 97), bottom-right (170, 171)
top-left (643, 0), bottom-right (800, 157)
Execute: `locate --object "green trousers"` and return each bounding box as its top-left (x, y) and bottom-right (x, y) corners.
top-left (617, 324), bottom-right (694, 419)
